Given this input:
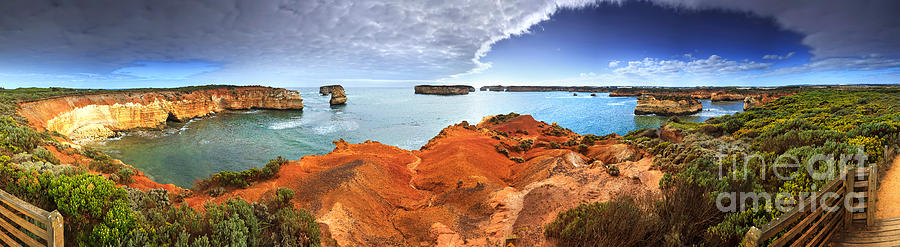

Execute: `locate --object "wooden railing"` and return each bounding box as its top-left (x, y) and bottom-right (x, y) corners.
top-left (742, 166), bottom-right (876, 246)
top-left (0, 189), bottom-right (63, 247)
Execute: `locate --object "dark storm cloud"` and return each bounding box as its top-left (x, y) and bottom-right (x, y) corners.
top-left (650, 0), bottom-right (900, 58)
top-left (0, 0), bottom-right (597, 84)
top-left (0, 0), bottom-right (896, 86)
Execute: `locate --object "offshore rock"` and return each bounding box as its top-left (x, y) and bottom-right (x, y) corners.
top-left (321, 85), bottom-right (347, 105)
top-left (414, 85), bottom-right (474, 95)
top-left (634, 95), bottom-right (702, 116)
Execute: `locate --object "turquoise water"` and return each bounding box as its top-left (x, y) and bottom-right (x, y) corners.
top-left (91, 88), bottom-right (744, 187)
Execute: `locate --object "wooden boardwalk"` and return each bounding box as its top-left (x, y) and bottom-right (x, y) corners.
top-left (833, 217), bottom-right (900, 246)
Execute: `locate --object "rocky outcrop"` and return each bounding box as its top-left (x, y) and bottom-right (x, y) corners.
top-left (710, 91), bottom-right (745, 101)
top-left (186, 115), bottom-right (662, 246)
top-left (320, 85), bottom-right (347, 105)
top-left (18, 86), bottom-right (302, 141)
top-left (319, 85), bottom-right (342, 96)
top-left (634, 95), bottom-right (703, 116)
top-left (479, 85), bottom-right (505, 91)
top-left (503, 86), bottom-right (615, 92)
top-left (414, 85), bottom-right (474, 95)
top-left (743, 94), bottom-right (781, 110)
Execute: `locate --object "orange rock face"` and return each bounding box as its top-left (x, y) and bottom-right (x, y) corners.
top-left (186, 115), bottom-right (664, 246)
top-left (18, 86), bottom-right (302, 140)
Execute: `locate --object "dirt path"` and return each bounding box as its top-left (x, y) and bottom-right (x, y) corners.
top-left (875, 155), bottom-right (900, 218)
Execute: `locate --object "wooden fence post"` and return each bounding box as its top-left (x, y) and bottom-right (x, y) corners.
top-left (844, 168), bottom-right (853, 229)
top-left (742, 226), bottom-right (762, 247)
top-left (868, 165), bottom-right (877, 227)
top-left (48, 210), bottom-right (63, 247)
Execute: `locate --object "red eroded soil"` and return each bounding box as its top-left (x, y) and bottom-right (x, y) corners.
top-left (181, 115), bottom-right (665, 246)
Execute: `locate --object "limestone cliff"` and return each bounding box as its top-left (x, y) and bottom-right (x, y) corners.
top-left (743, 94), bottom-right (781, 110)
top-left (710, 91), bottom-right (745, 101)
top-left (634, 95), bottom-right (703, 116)
top-left (413, 85), bottom-right (473, 95)
top-left (18, 86), bottom-right (302, 140)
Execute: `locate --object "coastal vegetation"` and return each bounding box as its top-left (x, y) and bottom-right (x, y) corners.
top-left (0, 88), bottom-right (321, 246)
top-left (545, 89), bottom-right (900, 246)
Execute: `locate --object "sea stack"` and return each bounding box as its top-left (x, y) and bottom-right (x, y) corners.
top-left (634, 94), bottom-right (702, 116)
top-left (414, 85), bottom-right (474, 95)
top-left (320, 85), bottom-right (347, 105)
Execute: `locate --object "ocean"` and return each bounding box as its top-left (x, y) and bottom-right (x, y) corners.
top-left (90, 87), bottom-right (744, 187)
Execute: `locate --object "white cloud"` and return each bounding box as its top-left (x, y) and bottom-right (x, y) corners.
top-left (608, 61), bottom-right (621, 67)
top-left (762, 52), bottom-right (795, 60)
top-left (613, 55), bottom-right (771, 77)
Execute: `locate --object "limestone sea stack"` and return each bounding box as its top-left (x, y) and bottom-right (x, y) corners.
top-left (634, 94), bottom-right (703, 116)
top-left (414, 85), bottom-right (474, 95)
top-left (319, 85), bottom-right (342, 96)
top-left (17, 86), bottom-right (303, 141)
top-left (323, 85), bottom-right (347, 105)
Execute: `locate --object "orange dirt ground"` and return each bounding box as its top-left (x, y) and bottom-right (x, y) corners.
top-left (170, 115), bottom-right (663, 246)
top-left (876, 155), bottom-right (900, 219)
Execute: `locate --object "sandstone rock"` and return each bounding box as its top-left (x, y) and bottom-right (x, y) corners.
top-left (634, 94), bottom-right (702, 116)
top-left (743, 94), bottom-right (781, 110)
top-left (414, 85), bottom-right (474, 95)
top-left (183, 114), bottom-right (663, 246)
top-left (710, 91), bottom-right (745, 101)
top-left (18, 86), bottom-right (303, 141)
top-left (320, 85), bottom-right (347, 105)
top-left (319, 85), bottom-right (342, 96)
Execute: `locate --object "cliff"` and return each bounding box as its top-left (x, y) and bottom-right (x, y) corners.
top-left (18, 86), bottom-right (303, 140)
top-left (413, 85), bottom-right (474, 95)
top-left (634, 95), bottom-right (703, 116)
top-left (320, 85), bottom-right (347, 105)
top-left (743, 94), bottom-right (781, 110)
top-left (710, 91), bottom-right (745, 101)
top-left (186, 114), bottom-right (662, 246)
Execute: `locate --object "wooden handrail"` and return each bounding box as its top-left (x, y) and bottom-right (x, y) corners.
top-left (0, 189), bottom-right (63, 247)
top-left (742, 166), bottom-right (876, 246)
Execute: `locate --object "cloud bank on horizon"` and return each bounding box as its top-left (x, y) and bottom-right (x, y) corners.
top-left (0, 0), bottom-right (897, 88)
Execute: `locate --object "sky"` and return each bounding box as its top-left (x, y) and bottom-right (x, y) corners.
top-left (0, 0), bottom-right (898, 88)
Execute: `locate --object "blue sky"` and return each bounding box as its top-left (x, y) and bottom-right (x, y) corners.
top-left (0, 0), bottom-right (898, 88)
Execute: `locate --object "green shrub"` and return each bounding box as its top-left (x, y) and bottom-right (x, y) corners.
top-left (488, 112), bottom-right (520, 124)
top-left (32, 146), bottom-right (60, 164)
top-left (510, 157), bottom-right (525, 163)
top-left (117, 167), bottom-right (135, 184)
top-left (494, 144), bottom-right (510, 157)
top-left (545, 197), bottom-right (660, 246)
top-left (606, 164), bottom-right (620, 176)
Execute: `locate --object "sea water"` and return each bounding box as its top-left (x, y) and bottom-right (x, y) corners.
top-left (90, 88), bottom-right (744, 187)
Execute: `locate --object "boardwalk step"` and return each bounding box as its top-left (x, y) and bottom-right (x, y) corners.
top-left (853, 213), bottom-right (868, 221)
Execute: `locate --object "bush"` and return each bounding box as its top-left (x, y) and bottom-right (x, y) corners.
top-left (32, 146), bottom-right (59, 164)
top-left (488, 112), bottom-right (521, 124)
top-left (117, 167), bottom-right (134, 184)
top-left (512, 139), bottom-right (533, 152)
top-left (606, 164), bottom-right (620, 176)
top-left (494, 144), bottom-right (510, 157)
top-left (510, 157), bottom-right (525, 163)
top-left (544, 196), bottom-right (660, 246)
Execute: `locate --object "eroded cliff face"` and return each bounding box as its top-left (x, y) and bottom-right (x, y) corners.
top-left (634, 95), bottom-right (703, 116)
top-left (186, 115), bottom-right (662, 246)
top-left (413, 85), bottom-right (473, 95)
top-left (18, 86), bottom-right (302, 140)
